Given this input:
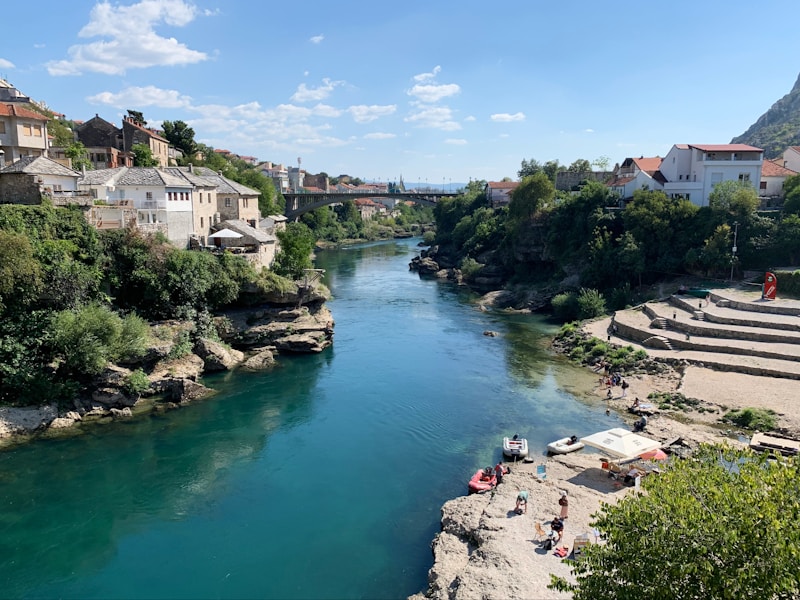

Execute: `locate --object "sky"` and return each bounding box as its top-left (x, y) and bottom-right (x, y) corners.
top-left (2, 0), bottom-right (800, 186)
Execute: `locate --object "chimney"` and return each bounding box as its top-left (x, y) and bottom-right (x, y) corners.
top-left (188, 163), bottom-right (193, 173)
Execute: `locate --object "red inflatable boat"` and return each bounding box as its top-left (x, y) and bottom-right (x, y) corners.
top-left (468, 468), bottom-right (497, 493)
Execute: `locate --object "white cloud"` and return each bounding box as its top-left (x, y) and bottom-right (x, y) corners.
top-left (464, 115), bottom-right (476, 122)
top-left (87, 85), bottom-right (192, 108)
top-left (347, 104), bottom-right (397, 123)
top-left (490, 112), bottom-right (525, 122)
top-left (0, 58), bottom-right (15, 69)
top-left (408, 83), bottom-right (460, 103)
top-left (46, 0), bottom-right (208, 76)
top-left (364, 132), bottom-right (396, 140)
top-left (311, 103), bottom-right (342, 118)
top-left (405, 106), bottom-right (461, 131)
top-left (413, 66), bottom-right (441, 82)
top-left (584, 128), bottom-right (594, 133)
top-left (291, 78), bottom-right (344, 102)
top-left (310, 34), bottom-right (324, 44)
top-left (445, 138), bottom-right (467, 145)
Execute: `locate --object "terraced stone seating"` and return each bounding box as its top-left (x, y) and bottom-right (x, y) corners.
top-left (605, 289), bottom-right (800, 380)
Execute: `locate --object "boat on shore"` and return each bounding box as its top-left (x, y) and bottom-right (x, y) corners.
top-left (468, 468), bottom-right (497, 493)
top-left (547, 435), bottom-right (584, 455)
top-left (503, 436), bottom-right (529, 458)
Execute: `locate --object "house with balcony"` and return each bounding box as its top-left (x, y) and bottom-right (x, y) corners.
top-left (607, 156), bottom-right (666, 200)
top-left (659, 144), bottom-right (763, 207)
top-left (79, 167), bottom-right (194, 246)
top-left (0, 103), bottom-right (49, 164)
top-left (169, 165), bottom-right (219, 245)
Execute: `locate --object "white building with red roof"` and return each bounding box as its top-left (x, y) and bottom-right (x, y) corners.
top-left (760, 159), bottom-right (797, 200)
top-left (486, 181), bottom-right (519, 208)
top-left (659, 143), bottom-right (763, 207)
top-left (607, 156), bottom-right (666, 199)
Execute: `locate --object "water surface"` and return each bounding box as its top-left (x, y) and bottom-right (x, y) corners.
top-left (0, 238), bottom-right (619, 599)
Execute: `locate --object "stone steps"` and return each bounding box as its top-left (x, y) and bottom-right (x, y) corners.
top-left (590, 289), bottom-right (800, 380)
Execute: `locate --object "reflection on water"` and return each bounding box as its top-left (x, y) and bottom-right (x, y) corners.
top-left (0, 238), bottom-right (623, 599)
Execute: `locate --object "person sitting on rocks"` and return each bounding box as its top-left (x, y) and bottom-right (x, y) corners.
top-left (515, 490), bottom-right (528, 514)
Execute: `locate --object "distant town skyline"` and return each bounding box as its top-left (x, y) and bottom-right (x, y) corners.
top-left (2, 0), bottom-right (800, 182)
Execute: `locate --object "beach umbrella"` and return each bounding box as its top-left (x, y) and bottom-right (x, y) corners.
top-left (580, 427), bottom-right (661, 461)
top-left (208, 228), bottom-right (243, 239)
top-left (639, 448), bottom-right (668, 461)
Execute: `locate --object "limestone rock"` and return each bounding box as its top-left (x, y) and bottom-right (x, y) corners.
top-left (241, 348), bottom-right (277, 371)
top-left (194, 338), bottom-right (244, 371)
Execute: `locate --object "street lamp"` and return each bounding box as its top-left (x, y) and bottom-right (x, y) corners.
top-left (730, 221), bottom-right (739, 282)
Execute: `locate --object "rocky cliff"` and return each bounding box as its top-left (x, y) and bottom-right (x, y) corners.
top-left (731, 71), bottom-right (800, 158)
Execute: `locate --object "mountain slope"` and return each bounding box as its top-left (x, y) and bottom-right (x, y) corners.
top-left (731, 72), bottom-right (800, 159)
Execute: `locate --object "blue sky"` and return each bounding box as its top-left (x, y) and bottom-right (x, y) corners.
top-left (2, 0), bottom-right (800, 185)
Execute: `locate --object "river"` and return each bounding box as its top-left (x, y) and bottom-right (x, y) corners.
top-left (0, 238), bottom-right (619, 599)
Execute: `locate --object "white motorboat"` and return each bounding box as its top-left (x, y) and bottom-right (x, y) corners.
top-left (547, 435), bottom-right (584, 455)
top-left (503, 436), bottom-right (529, 458)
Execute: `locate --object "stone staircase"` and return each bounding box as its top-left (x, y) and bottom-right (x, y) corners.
top-left (590, 288), bottom-right (800, 380)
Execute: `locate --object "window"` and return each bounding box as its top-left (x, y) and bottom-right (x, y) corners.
top-left (146, 192), bottom-right (153, 200)
top-left (32, 124), bottom-right (42, 136)
top-left (0, 121), bottom-right (5, 134)
top-left (200, 217), bottom-right (204, 227)
top-left (738, 173), bottom-right (750, 182)
top-left (23, 123), bottom-right (32, 136)
top-left (760, 181), bottom-right (767, 190)
top-left (225, 198), bottom-right (232, 207)
top-left (243, 199), bottom-right (248, 208)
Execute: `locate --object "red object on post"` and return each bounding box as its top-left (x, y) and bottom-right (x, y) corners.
top-left (763, 272), bottom-right (777, 300)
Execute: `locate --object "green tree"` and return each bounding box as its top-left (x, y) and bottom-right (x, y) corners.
top-left (64, 141), bottom-right (92, 172)
top-left (592, 156), bottom-right (611, 171)
top-left (49, 119), bottom-right (74, 148)
top-left (0, 232), bottom-right (43, 315)
top-left (127, 109), bottom-right (146, 125)
top-left (161, 120), bottom-right (197, 159)
top-left (273, 222), bottom-right (315, 279)
top-left (542, 160), bottom-right (562, 182)
top-left (131, 143), bottom-right (159, 167)
top-left (551, 444), bottom-right (800, 599)
top-left (774, 215), bottom-right (800, 264)
top-left (508, 172), bottom-right (555, 223)
top-left (518, 158), bottom-right (543, 179)
top-left (782, 174), bottom-right (800, 215)
top-left (50, 304), bottom-right (148, 378)
top-left (708, 180), bottom-right (759, 222)
top-left (568, 158), bottom-right (592, 173)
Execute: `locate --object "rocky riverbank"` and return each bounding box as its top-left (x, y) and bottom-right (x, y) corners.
top-left (411, 313), bottom-right (800, 599)
top-left (0, 286), bottom-right (334, 446)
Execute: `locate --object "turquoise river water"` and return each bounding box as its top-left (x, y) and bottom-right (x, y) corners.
top-left (0, 238), bottom-right (622, 599)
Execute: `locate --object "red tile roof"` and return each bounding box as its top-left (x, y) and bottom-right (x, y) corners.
top-left (762, 159), bottom-right (797, 177)
top-left (632, 157), bottom-right (662, 172)
top-left (487, 181), bottom-right (519, 189)
top-left (0, 103), bottom-right (48, 120)
top-left (689, 144), bottom-right (762, 152)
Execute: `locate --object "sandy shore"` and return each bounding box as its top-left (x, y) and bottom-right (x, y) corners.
top-left (414, 355), bottom-right (798, 599)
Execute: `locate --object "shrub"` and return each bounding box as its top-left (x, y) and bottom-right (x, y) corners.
top-left (123, 369), bottom-right (151, 397)
top-left (422, 231), bottom-right (436, 245)
top-left (552, 291), bottom-right (579, 322)
top-left (723, 407), bottom-right (778, 431)
top-left (460, 257), bottom-right (483, 281)
top-left (576, 287), bottom-right (607, 319)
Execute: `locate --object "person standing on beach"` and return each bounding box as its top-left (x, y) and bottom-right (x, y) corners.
top-left (558, 490), bottom-right (569, 519)
top-left (515, 490), bottom-right (528, 514)
top-left (494, 461), bottom-right (507, 484)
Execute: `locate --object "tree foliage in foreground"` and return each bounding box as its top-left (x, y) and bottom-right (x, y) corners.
top-left (550, 444), bottom-right (800, 599)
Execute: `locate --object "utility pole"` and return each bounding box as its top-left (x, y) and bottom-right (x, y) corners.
top-left (729, 221), bottom-right (739, 282)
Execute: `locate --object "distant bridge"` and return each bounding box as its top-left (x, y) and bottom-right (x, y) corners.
top-left (283, 190), bottom-right (460, 219)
